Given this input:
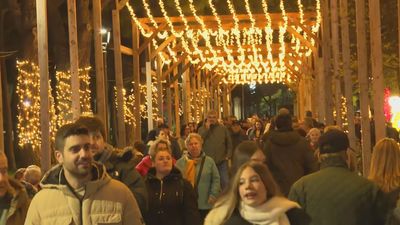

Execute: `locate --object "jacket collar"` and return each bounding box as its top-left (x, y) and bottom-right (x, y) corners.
top-left (40, 162), bottom-right (111, 198)
top-left (147, 166), bottom-right (183, 181)
top-left (320, 156), bottom-right (348, 170)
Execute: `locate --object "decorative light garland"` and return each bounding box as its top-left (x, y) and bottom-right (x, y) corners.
top-left (16, 60), bottom-right (57, 152)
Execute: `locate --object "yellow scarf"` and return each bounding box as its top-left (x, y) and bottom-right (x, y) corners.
top-left (185, 157), bottom-right (201, 187)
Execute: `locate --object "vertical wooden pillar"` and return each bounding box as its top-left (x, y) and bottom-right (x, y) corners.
top-left (132, 22), bottom-right (141, 142)
top-left (191, 69), bottom-right (198, 121)
top-left (146, 62), bottom-right (154, 130)
top-left (112, 10), bottom-right (126, 147)
top-left (182, 63), bottom-right (191, 123)
top-left (330, 0), bottom-right (342, 127)
top-left (157, 56), bottom-right (163, 118)
top-left (173, 68), bottom-right (180, 137)
top-left (67, 0), bottom-right (81, 120)
top-left (222, 84), bottom-right (229, 118)
top-left (205, 75), bottom-right (211, 111)
top-left (355, 0), bottom-right (372, 176)
top-left (36, 0), bottom-right (51, 172)
top-left (166, 74), bottom-right (172, 128)
top-left (92, 0), bottom-right (107, 131)
top-left (314, 52), bottom-right (325, 122)
top-left (216, 84), bottom-right (221, 118)
top-left (368, 0), bottom-right (386, 141)
top-left (321, 0), bottom-right (334, 124)
top-left (340, 0), bottom-right (357, 149)
top-left (0, 62), bottom-right (3, 152)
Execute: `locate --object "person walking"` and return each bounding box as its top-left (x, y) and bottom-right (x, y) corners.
top-left (176, 133), bottom-right (221, 222)
top-left (198, 110), bottom-right (233, 190)
top-left (25, 123), bottom-right (144, 224)
top-left (288, 129), bottom-right (382, 225)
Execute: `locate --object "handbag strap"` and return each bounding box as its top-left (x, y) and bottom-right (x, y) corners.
top-left (194, 156), bottom-right (206, 193)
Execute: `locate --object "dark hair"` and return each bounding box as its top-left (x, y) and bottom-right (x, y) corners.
top-left (275, 113), bottom-right (293, 131)
top-left (75, 116), bottom-right (106, 140)
top-left (231, 141), bottom-right (260, 175)
top-left (133, 141), bottom-right (147, 154)
top-left (55, 123), bottom-right (89, 151)
top-left (146, 130), bottom-right (158, 142)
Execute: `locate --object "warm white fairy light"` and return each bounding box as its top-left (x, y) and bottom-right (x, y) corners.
top-left (125, 2), bottom-right (153, 37)
top-left (16, 60), bottom-right (57, 152)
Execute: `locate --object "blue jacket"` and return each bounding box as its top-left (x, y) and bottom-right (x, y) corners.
top-left (176, 152), bottom-right (221, 210)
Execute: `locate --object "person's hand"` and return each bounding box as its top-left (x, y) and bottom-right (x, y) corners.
top-left (205, 120), bottom-right (211, 129)
top-left (208, 196), bottom-right (217, 205)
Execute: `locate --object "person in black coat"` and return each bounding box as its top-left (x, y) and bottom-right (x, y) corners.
top-left (144, 140), bottom-right (201, 225)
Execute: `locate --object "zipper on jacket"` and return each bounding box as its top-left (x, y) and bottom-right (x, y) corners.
top-left (159, 180), bottom-right (163, 203)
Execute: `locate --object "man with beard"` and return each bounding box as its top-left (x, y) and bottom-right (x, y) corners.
top-left (0, 152), bottom-right (30, 224)
top-left (198, 110), bottom-right (232, 190)
top-left (75, 116), bottom-right (147, 214)
top-left (25, 123), bottom-right (144, 224)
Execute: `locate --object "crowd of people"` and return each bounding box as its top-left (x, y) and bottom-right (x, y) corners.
top-left (0, 108), bottom-right (399, 225)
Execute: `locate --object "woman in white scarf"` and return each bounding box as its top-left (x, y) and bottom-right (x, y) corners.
top-left (205, 162), bottom-right (300, 225)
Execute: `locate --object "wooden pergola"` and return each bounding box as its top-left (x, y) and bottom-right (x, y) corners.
top-left (29, 0), bottom-right (387, 177)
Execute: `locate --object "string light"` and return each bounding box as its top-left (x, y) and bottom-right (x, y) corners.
top-left (16, 60), bottom-right (57, 152)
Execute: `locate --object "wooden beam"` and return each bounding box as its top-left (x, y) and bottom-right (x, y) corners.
top-left (356, 0), bottom-right (372, 176)
top-left (369, 0), bottom-right (386, 141)
top-left (340, 0), bottom-right (357, 150)
top-left (167, 62), bottom-right (190, 85)
top-left (162, 53), bottom-right (187, 80)
top-left (157, 56), bottom-right (164, 117)
top-left (321, 0), bottom-right (334, 124)
top-left (182, 62), bottom-right (191, 123)
top-left (120, 45), bottom-right (133, 56)
top-left (36, 0), bottom-right (51, 172)
top-left (67, 0), bottom-right (81, 120)
top-left (330, 0), bottom-right (342, 127)
top-left (117, 0), bottom-right (128, 10)
top-left (289, 18), bottom-right (320, 47)
top-left (93, 0), bottom-right (107, 135)
top-left (112, 10), bottom-right (126, 147)
top-left (0, 61), bottom-right (4, 153)
top-left (132, 21), bottom-right (141, 141)
top-left (138, 23), bottom-right (168, 55)
top-left (173, 68), bottom-right (180, 137)
top-left (287, 26), bottom-right (316, 52)
top-left (138, 13), bottom-right (318, 25)
top-left (149, 35), bottom-right (176, 60)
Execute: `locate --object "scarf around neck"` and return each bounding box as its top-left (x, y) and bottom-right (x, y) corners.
top-left (184, 153), bottom-right (203, 187)
top-left (239, 196), bottom-right (299, 225)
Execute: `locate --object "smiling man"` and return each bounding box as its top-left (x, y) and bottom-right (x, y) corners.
top-left (24, 123), bottom-right (144, 225)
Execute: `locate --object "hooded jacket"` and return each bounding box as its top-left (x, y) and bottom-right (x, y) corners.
top-left (1, 179), bottom-right (30, 225)
top-left (95, 144), bottom-right (148, 214)
top-left (24, 162), bottom-right (144, 225)
top-left (144, 167), bottom-right (201, 225)
top-left (263, 130), bottom-right (318, 196)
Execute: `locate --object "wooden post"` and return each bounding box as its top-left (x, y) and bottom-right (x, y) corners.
top-left (157, 57), bottom-right (163, 118)
top-left (368, 0), bottom-right (386, 141)
top-left (205, 73), bottom-right (211, 112)
top-left (340, 0), bottom-right (357, 149)
top-left (321, 0), bottom-right (334, 125)
top-left (166, 74), bottom-right (173, 128)
top-left (67, 0), bottom-right (81, 120)
top-left (191, 69), bottom-right (197, 121)
top-left (132, 22), bottom-right (141, 141)
top-left (183, 64), bottom-right (191, 123)
top-left (222, 84), bottom-right (229, 118)
top-left (314, 52), bottom-right (325, 122)
top-left (0, 61), bottom-right (3, 152)
top-left (146, 62), bottom-right (154, 131)
top-left (92, 0), bottom-right (107, 131)
top-left (216, 84), bottom-right (221, 118)
top-left (356, 0), bottom-right (372, 176)
top-left (112, 10), bottom-right (126, 147)
top-left (173, 68), bottom-right (180, 137)
top-left (36, 0), bottom-right (51, 172)
top-left (330, 0), bottom-right (342, 127)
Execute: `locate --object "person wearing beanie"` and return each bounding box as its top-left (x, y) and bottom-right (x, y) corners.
top-left (288, 129), bottom-right (383, 225)
top-left (262, 113), bottom-right (318, 196)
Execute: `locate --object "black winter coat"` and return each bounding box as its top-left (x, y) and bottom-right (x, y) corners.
top-left (144, 167), bottom-right (201, 225)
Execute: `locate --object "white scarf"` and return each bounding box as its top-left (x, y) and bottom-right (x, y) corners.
top-left (239, 197), bottom-right (300, 225)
